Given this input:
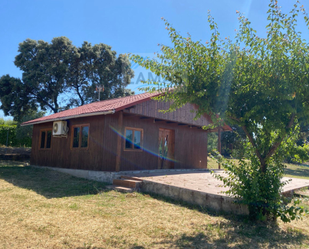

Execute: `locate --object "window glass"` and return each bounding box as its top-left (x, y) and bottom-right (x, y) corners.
top-left (40, 131), bottom-right (46, 148)
top-left (125, 128), bottom-right (142, 150)
top-left (125, 129), bottom-right (133, 149)
top-left (134, 130), bottom-right (141, 149)
top-left (81, 126), bottom-right (89, 148)
top-left (73, 127), bottom-right (80, 148)
top-left (46, 131), bottom-right (52, 148)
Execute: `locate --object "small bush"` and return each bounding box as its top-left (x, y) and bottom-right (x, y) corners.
top-left (212, 147), bottom-right (308, 222)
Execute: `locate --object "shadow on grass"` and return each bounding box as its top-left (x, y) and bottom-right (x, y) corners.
top-left (141, 192), bottom-right (309, 248)
top-left (296, 162), bottom-right (309, 168)
top-left (285, 167), bottom-right (309, 179)
top-left (157, 222), bottom-right (308, 248)
top-left (1, 161), bottom-right (308, 248)
top-left (0, 163), bottom-right (108, 198)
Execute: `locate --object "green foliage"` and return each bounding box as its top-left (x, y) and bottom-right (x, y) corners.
top-left (15, 111), bottom-right (45, 147)
top-left (277, 198), bottom-right (307, 223)
top-left (0, 125), bottom-right (17, 147)
top-left (207, 132), bottom-right (218, 153)
top-left (0, 75), bottom-right (37, 121)
top-left (279, 126), bottom-right (309, 164)
top-left (66, 42), bottom-right (135, 107)
top-left (221, 125), bottom-right (246, 158)
top-left (0, 113), bottom-right (43, 147)
top-left (0, 37), bottom-right (135, 121)
top-left (0, 119), bottom-right (18, 146)
top-left (131, 1), bottom-right (309, 221)
top-left (212, 146), bottom-right (307, 222)
top-left (0, 118), bottom-right (15, 126)
top-left (0, 124), bottom-right (33, 147)
top-left (14, 37), bottom-right (73, 114)
top-left (214, 126), bottom-right (309, 221)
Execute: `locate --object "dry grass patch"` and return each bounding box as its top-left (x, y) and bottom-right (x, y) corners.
top-left (207, 157), bottom-right (241, 170)
top-left (0, 161), bottom-right (309, 248)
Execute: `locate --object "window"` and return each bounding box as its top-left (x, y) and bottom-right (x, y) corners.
top-left (71, 125), bottom-right (89, 149)
top-left (124, 127), bottom-right (143, 151)
top-left (40, 130), bottom-right (52, 149)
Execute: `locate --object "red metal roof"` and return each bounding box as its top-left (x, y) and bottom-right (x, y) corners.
top-left (21, 92), bottom-right (161, 126)
top-left (21, 92), bottom-right (232, 131)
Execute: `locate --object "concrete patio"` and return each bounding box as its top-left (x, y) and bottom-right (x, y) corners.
top-left (124, 170), bottom-right (309, 195)
top-left (120, 170), bottom-right (309, 215)
top-left (39, 165), bottom-right (309, 215)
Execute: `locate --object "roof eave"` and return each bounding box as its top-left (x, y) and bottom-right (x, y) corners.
top-left (21, 109), bottom-right (116, 126)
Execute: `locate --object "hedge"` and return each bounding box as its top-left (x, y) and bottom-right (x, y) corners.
top-left (0, 125), bottom-right (32, 147)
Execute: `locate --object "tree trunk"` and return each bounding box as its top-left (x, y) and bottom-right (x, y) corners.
top-left (54, 95), bottom-right (59, 113)
top-left (260, 162), bottom-right (267, 173)
top-left (77, 88), bottom-right (84, 106)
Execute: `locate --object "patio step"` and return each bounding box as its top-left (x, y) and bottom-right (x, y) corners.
top-left (113, 179), bottom-right (142, 189)
top-left (106, 185), bottom-right (134, 193)
top-left (120, 175), bottom-right (143, 182)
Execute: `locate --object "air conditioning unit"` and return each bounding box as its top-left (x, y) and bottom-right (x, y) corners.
top-left (53, 121), bottom-right (68, 136)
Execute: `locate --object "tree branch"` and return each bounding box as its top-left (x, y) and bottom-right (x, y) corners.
top-left (242, 125), bottom-right (265, 165)
top-left (264, 113), bottom-right (296, 161)
top-left (36, 94), bottom-right (57, 113)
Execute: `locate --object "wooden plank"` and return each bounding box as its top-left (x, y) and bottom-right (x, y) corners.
top-left (31, 112), bottom-right (209, 172)
top-left (218, 127), bottom-right (222, 169)
top-left (115, 111), bottom-right (123, 172)
top-left (127, 99), bottom-right (214, 128)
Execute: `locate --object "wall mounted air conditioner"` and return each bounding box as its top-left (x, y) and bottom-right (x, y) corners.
top-left (53, 121), bottom-right (68, 136)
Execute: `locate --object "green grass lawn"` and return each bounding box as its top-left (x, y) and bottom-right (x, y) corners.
top-left (284, 162), bottom-right (309, 180)
top-left (208, 156), bottom-right (309, 180)
top-left (0, 160), bottom-right (309, 248)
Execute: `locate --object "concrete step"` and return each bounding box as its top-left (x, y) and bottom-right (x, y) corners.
top-left (106, 185), bottom-right (134, 193)
top-left (120, 175), bottom-right (143, 182)
top-left (113, 179), bottom-right (142, 189)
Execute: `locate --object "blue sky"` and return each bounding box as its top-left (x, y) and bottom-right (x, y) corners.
top-left (0, 0), bottom-right (308, 119)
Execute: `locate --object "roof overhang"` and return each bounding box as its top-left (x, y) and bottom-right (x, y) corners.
top-left (21, 109), bottom-right (116, 126)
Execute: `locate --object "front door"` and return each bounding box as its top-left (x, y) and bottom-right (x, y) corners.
top-left (158, 128), bottom-right (175, 169)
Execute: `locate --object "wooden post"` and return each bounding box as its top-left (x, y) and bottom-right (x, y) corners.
top-left (115, 111), bottom-right (123, 172)
top-left (218, 127), bottom-right (222, 169)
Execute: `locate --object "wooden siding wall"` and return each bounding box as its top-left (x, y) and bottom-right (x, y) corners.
top-left (31, 115), bottom-right (117, 171)
top-left (125, 100), bottom-right (212, 127)
top-left (119, 115), bottom-right (208, 171)
top-left (31, 112), bottom-right (208, 171)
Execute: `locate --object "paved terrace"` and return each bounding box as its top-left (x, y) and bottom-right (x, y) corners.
top-left (120, 170), bottom-right (309, 215)
top-left (126, 170), bottom-right (309, 196)
top-left (38, 166), bottom-right (309, 215)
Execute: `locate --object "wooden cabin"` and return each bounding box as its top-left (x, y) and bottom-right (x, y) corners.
top-left (22, 92), bottom-right (231, 172)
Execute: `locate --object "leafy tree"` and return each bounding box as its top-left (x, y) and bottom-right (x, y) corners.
top-left (15, 37), bottom-right (73, 113)
top-left (0, 37), bottom-right (135, 120)
top-left (0, 75), bottom-right (37, 122)
top-left (61, 41), bottom-right (133, 107)
top-left (67, 42), bottom-right (134, 107)
top-left (131, 1), bottom-right (309, 220)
